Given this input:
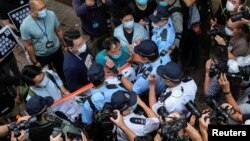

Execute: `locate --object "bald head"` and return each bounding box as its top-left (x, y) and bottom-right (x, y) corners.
top-left (29, 0), bottom-right (45, 10)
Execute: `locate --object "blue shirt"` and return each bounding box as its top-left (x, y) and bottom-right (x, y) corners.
top-left (132, 55), bottom-right (171, 96)
top-left (151, 18), bottom-right (175, 53)
top-left (95, 47), bottom-right (130, 68)
top-left (82, 84), bottom-right (125, 124)
top-left (20, 10), bottom-right (61, 56)
top-left (63, 49), bottom-right (93, 92)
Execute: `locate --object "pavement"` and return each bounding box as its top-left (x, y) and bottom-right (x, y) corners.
top-left (13, 0), bottom-right (208, 110)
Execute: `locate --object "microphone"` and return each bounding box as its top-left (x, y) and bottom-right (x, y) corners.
top-left (104, 56), bottom-right (119, 74)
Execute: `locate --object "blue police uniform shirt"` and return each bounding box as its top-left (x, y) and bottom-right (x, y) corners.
top-left (82, 84), bottom-right (125, 124)
top-left (151, 18), bottom-right (175, 53)
top-left (132, 55), bottom-right (170, 96)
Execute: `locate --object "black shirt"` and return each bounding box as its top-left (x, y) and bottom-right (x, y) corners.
top-left (0, 0), bottom-right (29, 20)
top-left (129, 1), bottom-right (157, 22)
top-left (123, 28), bottom-right (134, 44)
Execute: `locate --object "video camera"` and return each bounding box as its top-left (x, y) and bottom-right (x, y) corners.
top-left (8, 117), bottom-right (37, 137)
top-left (231, 7), bottom-right (250, 22)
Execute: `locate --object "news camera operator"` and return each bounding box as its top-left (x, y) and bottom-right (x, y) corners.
top-left (204, 43), bottom-right (244, 103)
top-left (218, 73), bottom-right (250, 124)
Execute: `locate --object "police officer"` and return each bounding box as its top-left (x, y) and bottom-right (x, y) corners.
top-left (149, 6), bottom-right (175, 55)
top-left (149, 62), bottom-right (197, 117)
top-left (157, 0), bottom-right (184, 62)
top-left (111, 90), bottom-right (159, 140)
top-left (119, 39), bottom-right (170, 96)
top-left (82, 63), bottom-right (125, 124)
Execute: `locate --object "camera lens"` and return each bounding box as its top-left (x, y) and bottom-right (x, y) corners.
top-left (157, 106), bottom-right (169, 118)
top-left (185, 100), bottom-right (201, 118)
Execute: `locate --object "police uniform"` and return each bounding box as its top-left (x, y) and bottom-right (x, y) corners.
top-left (132, 55), bottom-right (170, 96)
top-left (151, 18), bottom-right (175, 53)
top-left (82, 84), bottom-right (125, 124)
top-left (152, 77), bottom-right (197, 117)
top-left (116, 112), bottom-right (159, 141)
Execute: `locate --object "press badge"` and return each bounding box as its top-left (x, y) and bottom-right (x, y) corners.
top-left (92, 21), bottom-right (99, 29)
top-left (46, 41), bottom-right (54, 48)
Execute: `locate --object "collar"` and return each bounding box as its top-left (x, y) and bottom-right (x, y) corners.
top-left (167, 82), bottom-right (184, 98)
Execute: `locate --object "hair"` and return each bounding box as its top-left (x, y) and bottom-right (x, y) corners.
top-left (21, 65), bottom-right (42, 86)
top-left (64, 30), bottom-right (81, 47)
top-left (119, 7), bottom-right (134, 20)
top-left (239, 0), bottom-right (245, 4)
top-left (210, 44), bottom-right (228, 62)
top-left (103, 36), bottom-right (120, 51)
top-left (91, 79), bottom-right (105, 87)
top-left (144, 52), bottom-right (159, 61)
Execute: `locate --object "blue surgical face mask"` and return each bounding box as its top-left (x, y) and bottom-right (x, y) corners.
top-left (123, 20), bottom-right (134, 29)
top-left (111, 52), bottom-right (122, 59)
top-left (38, 8), bottom-right (47, 18)
top-left (132, 103), bottom-right (138, 110)
top-left (39, 75), bottom-right (49, 87)
top-left (159, 1), bottom-right (168, 6)
top-left (136, 0), bottom-right (148, 5)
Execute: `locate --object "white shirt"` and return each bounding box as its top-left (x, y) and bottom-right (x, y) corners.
top-left (152, 79), bottom-right (197, 117)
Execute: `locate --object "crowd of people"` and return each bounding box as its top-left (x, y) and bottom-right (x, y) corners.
top-left (0, 0), bottom-right (250, 141)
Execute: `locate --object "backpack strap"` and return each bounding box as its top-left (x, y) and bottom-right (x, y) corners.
top-left (44, 71), bottom-right (61, 90)
top-left (86, 96), bottom-right (97, 112)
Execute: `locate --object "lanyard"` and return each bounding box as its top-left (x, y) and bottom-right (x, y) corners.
top-left (33, 18), bottom-right (49, 41)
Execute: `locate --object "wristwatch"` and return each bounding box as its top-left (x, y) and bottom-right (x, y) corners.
top-left (117, 74), bottom-right (123, 81)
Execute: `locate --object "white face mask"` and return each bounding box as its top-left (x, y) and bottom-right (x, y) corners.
top-left (77, 43), bottom-right (87, 53)
top-left (226, 1), bottom-right (235, 12)
top-left (225, 26), bottom-right (234, 36)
